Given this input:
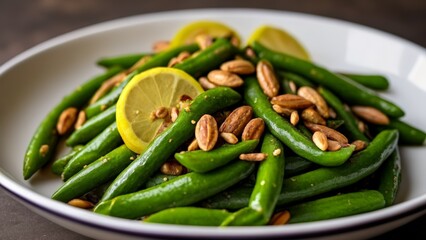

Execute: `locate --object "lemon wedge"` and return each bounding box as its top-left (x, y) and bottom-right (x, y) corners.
top-left (247, 25), bottom-right (310, 60)
top-left (169, 20), bottom-right (241, 48)
top-left (116, 67), bottom-right (204, 153)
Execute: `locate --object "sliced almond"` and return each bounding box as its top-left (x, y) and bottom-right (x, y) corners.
top-left (187, 138), bottom-right (199, 151)
top-left (271, 94), bottom-right (314, 109)
top-left (89, 72), bottom-right (127, 104)
top-left (269, 210), bottom-right (291, 225)
top-left (220, 132), bottom-right (239, 144)
top-left (220, 59), bottom-right (255, 75)
top-left (74, 111), bottom-right (86, 130)
top-left (312, 131), bottom-right (328, 151)
top-left (290, 111), bottom-right (300, 126)
top-left (239, 153), bottom-right (267, 161)
top-left (170, 107), bottom-right (179, 123)
top-left (257, 60), bottom-right (280, 98)
top-left (327, 139), bottom-right (342, 151)
top-left (301, 107), bottom-right (326, 125)
top-left (195, 114), bottom-right (219, 151)
top-left (68, 199), bottom-right (94, 209)
top-left (199, 76), bottom-right (218, 90)
top-left (272, 104), bottom-right (294, 117)
top-left (207, 70), bottom-right (244, 88)
top-left (128, 55), bottom-right (152, 72)
top-left (219, 106), bottom-right (253, 136)
top-left (195, 34), bottom-right (213, 50)
top-left (351, 106), bottom-right (390, 125)
top-left (297, 86), bottom-right (329, 118)
top-left (57, 107), bottom-right (78, 135)
top-left (160, 161), bottom-right (185, 176)
top-left (152, 40), bottom-right (170, 52)
top-left (242, 118), bottom-right (265, 141)
top-left (168, 51), bottom-right (191, 67)
top-left (351, 140), bottom-right (368, 151)
top-left (305, 122), bottom-right (349, 145)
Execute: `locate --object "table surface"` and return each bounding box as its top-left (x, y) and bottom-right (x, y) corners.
top-left (1, 0), bottom-right (425, 239)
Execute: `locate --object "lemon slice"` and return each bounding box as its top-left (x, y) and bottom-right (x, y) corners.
top-left (169, 20), bottom-right (241, 48)
top-left (247, 25), bottom-right (310, 60)
top-left (116, 67), bottom-right (204, 153)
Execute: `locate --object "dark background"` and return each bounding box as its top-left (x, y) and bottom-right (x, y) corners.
top-left (1, 0), bottom-right (425, 239)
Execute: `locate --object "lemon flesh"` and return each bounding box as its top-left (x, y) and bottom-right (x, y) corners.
top-left (247, 25), bottom-right (310, 60)
top-left (169, 20), bottom-right (241, 48)
top-left (116, 67), bottom-right (204, 153)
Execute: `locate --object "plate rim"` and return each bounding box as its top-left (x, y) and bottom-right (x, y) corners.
top-left (1, 7), bottom-right (425, 239)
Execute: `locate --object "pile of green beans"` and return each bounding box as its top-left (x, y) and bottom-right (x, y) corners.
top-left (22, 27), bottom-right (426, 228)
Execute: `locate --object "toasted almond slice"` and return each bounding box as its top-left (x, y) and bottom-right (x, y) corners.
top-left (68, 199), bottom-right (94, 209)
top-left (257, 60), bottom-right (280, 98)
top-left (305, 122), bottom-right (349, 145)
top-left (220, 59), bottom-right (255, 75)
top-left (220, 132), bottom-right (239, 144)
top-left (327, 139), bottom-right (342, 151)
top-left (269, 210), bottom-right (291, 225)
top-left (351, 140), bottom-right (368, 151)
top-left (57, 107), bottom-right (78, 135)
top-left (297, 86), bottom-right (329, 118)
top-left (74, 111), bottom-right (86, 130)
top-left (312, 131), bottom-right (328, 151)
top-left (351, 106), bottom-right (390, 125)
top-left (271, 94), bottom-right (314, 109)
top-left (160, 161), bottom-right (185, 176)
top-left (272, 104), bottom-right (294, 117)
top-left (207, 70), bottom-right (244, 88)
top-left (290, 111), bottom-right (300, 126)
top-left (239, 153), bottom-right (267, 161)
top-left (301, 107), bottom-right (326, 125)
top-left (219, 106), bottom-right (253, 136)
top-left (195, 114), bottom-right (219, 151)
top-left (187, 138), bottom-right (199, 151)
top-left (153, 40), bottom-right (170, 52)
top-left (242, 118), bottom-right (265, 141)
top-left (199, 76), bottom-right (218, 90)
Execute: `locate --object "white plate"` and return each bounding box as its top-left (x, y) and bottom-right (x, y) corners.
top-left (1, 8), bottom-right (426, 240)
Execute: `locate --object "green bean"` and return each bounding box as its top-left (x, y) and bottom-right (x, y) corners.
top-left (100, 87), bottom-right (242, 201)
top-left (145, 173), bottom-right (178, 189)
top-left (285, 156), bottom-right (317, 177)
top-left (52, 144), bottom-right (137, 202)
top-left (201, 129), bottom-right (398, 209)
top-left (338, 73), bottom-right (389, 91)
top-left (97, 53), bottom-right (149, 69)
top-left (145, 207), bottom-right (231, 226)
top-left (174, 38), bottom-right (239, 78)
top-left (66, 105), bottom-right (116, 146)
top-left (174, 140), bottom-right (259, 173)
top-left (287, 190), bottom-right (385, 223)
top-left (23, 66), bottom-right (123, 180)
top-left (94, 160), bottom-right (255, 219)
top-left (377, 148), bottom-right (401, 206)
top-left (221, 133), bottom-right (285, 226)
top-left (318, 86), bottom-right (369, 142)
top-left (51, 145), bottom-right (84, 176)
top-left (244, 76), bottom-right (355, 166)
top-left (371, 119), bottom-right (426, 145)
top-left (61, 122), bottom-right (123, 181)
top-left (85, 44), bottom-right (199, 119)
top-left (252, 42), bottom-right (404, 118)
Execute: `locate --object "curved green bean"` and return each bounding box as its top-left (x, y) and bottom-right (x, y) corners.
top-left (23, 66), bottom-right (123, 180)
top-left (244, 76), bottom-right (355, 166)
top-left (94, 160), bottom-right (255, 219)
top-left (175, 140), bottom-right (259, 173)
top-left (252, 42), bottom-right (404, 118)
top-left (100, 87), bottom-right (242, 201)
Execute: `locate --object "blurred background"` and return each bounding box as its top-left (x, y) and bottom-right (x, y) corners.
top-left (1, 0), bottom-right (425, 239)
